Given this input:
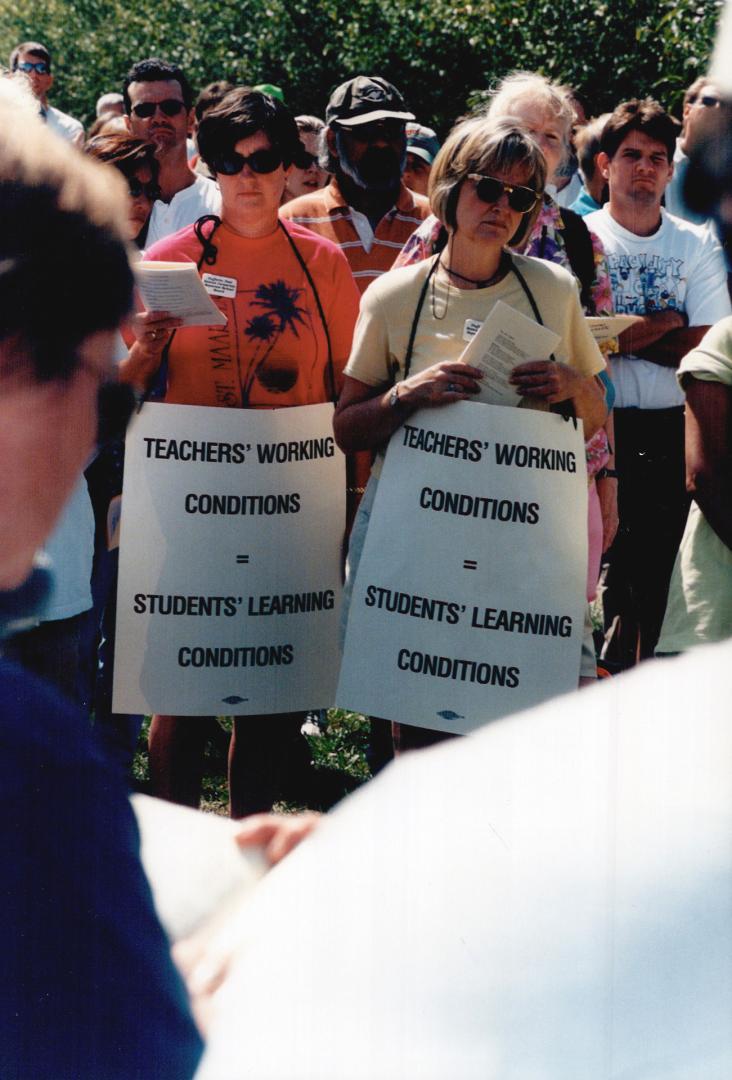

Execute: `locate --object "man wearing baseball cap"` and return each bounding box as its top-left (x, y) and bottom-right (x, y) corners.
top-left (281, 75), bottom-right (431, 294)
top-left (403, 122), bottom-right (441, 197)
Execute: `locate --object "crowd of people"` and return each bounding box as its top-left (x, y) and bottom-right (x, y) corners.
top-left (1, 33), bottom-right (732, 1076)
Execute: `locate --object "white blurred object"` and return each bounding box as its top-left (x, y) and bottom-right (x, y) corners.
top-left (132, 794), bottom-right (267, 942)
top-left (195, 641), bottom-right (732, 1079)
top-left (709, 0), bottom-right (732, 95)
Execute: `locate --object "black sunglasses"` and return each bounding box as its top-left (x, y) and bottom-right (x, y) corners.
top-left (341, 119), bottom-right (405, 143)
top-left (127, 177), bottom-right (161, 200)
top-left (131, 99), bottom-right (186, 119)
top-left (15, 60), bottom-right (50, 75)
top-left (468, 173), bottom-right (539, 214)
top-left (211, 148), bottom-right (282, 176)
top-left (297, 150), bottom-right (319, 169)
top-left (96, 381), bottom-right (138, 448)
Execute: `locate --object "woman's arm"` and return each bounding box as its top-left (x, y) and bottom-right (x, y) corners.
top-left (684, 376), bottom-right (732, 550)
top-left (333, 362), bottom-right (484, 453)
top-left (118, 311), bottom-right (181, 392)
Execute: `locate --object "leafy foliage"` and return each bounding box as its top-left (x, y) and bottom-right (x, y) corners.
top-left (0, 0), bottom-right (722, 132)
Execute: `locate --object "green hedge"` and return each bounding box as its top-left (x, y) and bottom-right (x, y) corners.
top-left (0, 0), bottom-right (722, 132)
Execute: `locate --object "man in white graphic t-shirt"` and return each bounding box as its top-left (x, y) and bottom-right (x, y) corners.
top-left (586, 97), bottom-right (731, 666)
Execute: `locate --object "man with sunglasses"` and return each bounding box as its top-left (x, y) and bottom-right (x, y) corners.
top-left (281, 75), bottom-right (431, 295)
top-left (665, 77), bottom-right (724, 226)
top-left (281, 75), bottom-right (432, 772)
top-left (123, 58), bottom-right (220, 247)
top-left (9, 41), bottom-right (84, 146)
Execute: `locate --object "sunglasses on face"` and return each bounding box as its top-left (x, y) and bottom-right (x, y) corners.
top-left (127, 177), bottom-right (161, 200)
top-left (341, 120), bottom-right (405, 143)
top-left (211, 147), bottom-right (282, 176)
top-left (297, 151), bottom-right (319, 169)
top-left (130, 99), bottom-right (186, 119)
top-left (15, 60), bottom-right (50, 75)
top-left (467, 173), bottom-right (539, 214)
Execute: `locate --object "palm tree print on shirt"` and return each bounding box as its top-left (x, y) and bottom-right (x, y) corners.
top-left (242, 280), bottom-right (309, 400)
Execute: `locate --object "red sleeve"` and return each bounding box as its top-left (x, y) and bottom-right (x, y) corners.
top-left (143, 224), bottom-right (201, 263)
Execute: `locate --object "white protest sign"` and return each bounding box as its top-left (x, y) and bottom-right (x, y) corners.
top-left (113, 402), bottom-right (344, 716)
top-left (337, 402), bottom-right (588, 733)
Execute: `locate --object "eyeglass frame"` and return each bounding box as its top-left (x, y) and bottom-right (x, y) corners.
top-left (130, 98), bottom-right (187, 119)
top-left (209, 147), bottom-right (283, 176)
top-left (14, 60), bottom-right (51, 75)
top-left (466, 173), bottom-right (540, 214)
top-left (127, 177), bottom-right (161, 201)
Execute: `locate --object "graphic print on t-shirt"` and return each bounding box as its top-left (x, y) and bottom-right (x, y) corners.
top-left (604, 252), bottom-right (683, 314)
top-left (240, 280), bottom-right (309, 398)
top-left (170, 275), bottom-right (321, 409)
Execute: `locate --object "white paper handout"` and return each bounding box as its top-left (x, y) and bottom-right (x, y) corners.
top-left (460, 299), bottom-right (561, 406)
top-left (135, 261), bottom-right (227, 327)
top-left (585, 314), bottom-right (636, 344)
top-left (131, 794), bottom-right (267, 941)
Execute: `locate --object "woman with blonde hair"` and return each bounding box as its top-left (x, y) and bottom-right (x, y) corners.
top-left (335, 116), bottom-right (608, 751)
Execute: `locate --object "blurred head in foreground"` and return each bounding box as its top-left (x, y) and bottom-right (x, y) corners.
top-left (0, 79), bottom-right (134, 591)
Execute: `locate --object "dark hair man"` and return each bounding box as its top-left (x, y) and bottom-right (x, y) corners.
top-left (586, 97), bottom-right (731, 664)
top-left (123, 57), bottom-right (220, 245)
top-left (9, 40), bottom-right (84, 145)
top-left (0, 80), bottom-right (203, 1079)
top-left (281, 74), bottom-right (431, 294)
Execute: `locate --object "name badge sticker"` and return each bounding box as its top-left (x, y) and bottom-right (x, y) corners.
top-left (202, 273), bottom-right (238, 299)
top-left (463, 318), bottom-right (483, 342)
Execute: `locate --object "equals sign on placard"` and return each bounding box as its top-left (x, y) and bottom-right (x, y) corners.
top-left (463, 559), bottom-right (478, 571)
top-left (236, 555), bottom-right (250, 565)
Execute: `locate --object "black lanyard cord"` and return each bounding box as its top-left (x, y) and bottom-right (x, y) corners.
top-left (278, 220), bottom-right (336, 405)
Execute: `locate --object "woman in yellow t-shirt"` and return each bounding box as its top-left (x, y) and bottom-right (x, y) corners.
top-left (334, 117), bottom-right (608, 753)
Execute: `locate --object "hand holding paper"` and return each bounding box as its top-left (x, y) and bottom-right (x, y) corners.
top-left (459, 300), bottom-right (561, 407)
top-left (509, 357), bottom-right (586, 405)
top-left (135, 261), bottom-right (227, 327)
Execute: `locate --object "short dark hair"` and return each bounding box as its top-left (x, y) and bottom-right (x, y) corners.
top-left (600, 98), bottom-right (678, 162)
top-left (9, 41), bottom-right (51, 71)
top-left (575, 114), bottom-right (611, 182)
top-left (197, 87), bottom-right (303, 171)
top-left (85, 134), bottom-right (159, 184)
top-left (194, 81), bottom-right (235, 124)
top-left (122, 58), bottom-right (193, 114)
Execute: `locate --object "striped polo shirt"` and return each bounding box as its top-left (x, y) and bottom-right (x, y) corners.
top-left (280, 179), bottom-right (431, 294)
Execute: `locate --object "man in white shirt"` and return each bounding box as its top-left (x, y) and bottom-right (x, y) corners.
top-left (586, 98), bottom-right (731, 665)
top-left (123, 58), bottom-right (220, 246)
top-left (9, 42), bottom-right (84, 146)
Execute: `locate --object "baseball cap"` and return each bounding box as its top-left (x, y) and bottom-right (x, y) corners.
top-left (253, 83), bottom-right (285, 103)
top-left (406, 123), bottom-right (441, 165)
top-left (326, 75), bottom-right (415, 128)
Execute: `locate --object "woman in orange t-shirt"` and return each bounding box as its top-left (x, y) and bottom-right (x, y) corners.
top-left (123, 88), bottom-right (359, 817)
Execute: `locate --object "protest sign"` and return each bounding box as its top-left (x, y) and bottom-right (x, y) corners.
top-left (113, 402), bottom-right (344, 715)
top-left (337, 402), bottom-right (588, 733)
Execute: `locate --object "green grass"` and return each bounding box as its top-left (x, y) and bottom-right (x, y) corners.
top-left (133, 710), bottom-right (371, 816)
